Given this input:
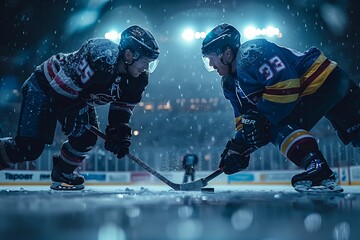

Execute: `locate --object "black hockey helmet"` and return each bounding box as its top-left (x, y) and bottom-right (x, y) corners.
top-left (201, 23), bottom-right (241, 56)
top-left (120, 25), bottom-right (160, 61)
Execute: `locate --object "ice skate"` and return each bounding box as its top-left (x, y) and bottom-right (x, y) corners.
top-left (291, 156), bottom-right (343, 193)
top-left (50, 155), bottom-right (85, 190)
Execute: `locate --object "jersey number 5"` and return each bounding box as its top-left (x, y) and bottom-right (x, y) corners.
top-left (258, 56), bottom-right (286, 81)
top-left (78, 58), bottom-right (95, 84)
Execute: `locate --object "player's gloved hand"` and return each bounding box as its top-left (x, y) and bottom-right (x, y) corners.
top-left (219, 138), bottom-right (252, 175)
top-left (105, 123), bottom-right (132, 159)
top-left (241, 109), bottom-right (271, 148)
top-left (61, 104), bottom-right (90, 137)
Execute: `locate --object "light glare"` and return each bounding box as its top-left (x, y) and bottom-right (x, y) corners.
top-left (181, 29), bottom-right (195, 41)
top-left (244, 25), bottom-right (282, 39)
top-left (104, 30), bottom-right (121, 43)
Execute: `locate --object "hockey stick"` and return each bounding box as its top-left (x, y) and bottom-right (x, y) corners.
top-left (85, 124), bottom-right (222, 191)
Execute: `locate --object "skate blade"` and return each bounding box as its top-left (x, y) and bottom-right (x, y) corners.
top-left (294, 185), bottom-right (343, 194)
top-left (50, 182), bottom-right (85, 191)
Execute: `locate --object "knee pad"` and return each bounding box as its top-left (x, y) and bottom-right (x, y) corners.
top-left (68, 130), bottom-right (97, 152)
top-left (7, 136), bottom-right (45, 162)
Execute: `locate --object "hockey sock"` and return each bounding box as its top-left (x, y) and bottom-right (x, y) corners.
top-left (277, 128), bottom-right (319, 169)
top-left (57, 141), bottom-right (86, 174)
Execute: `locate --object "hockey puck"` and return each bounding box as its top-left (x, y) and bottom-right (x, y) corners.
top-left (201, 187), bottom-right (215, 192)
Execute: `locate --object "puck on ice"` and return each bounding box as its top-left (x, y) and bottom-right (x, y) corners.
top-left (201, 187), bottom-right (214, 192)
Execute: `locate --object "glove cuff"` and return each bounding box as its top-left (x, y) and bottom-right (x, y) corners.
top-left (229, 138), bottom-right (245, 151)
top-left (106, 123), bottom-right (132, 137)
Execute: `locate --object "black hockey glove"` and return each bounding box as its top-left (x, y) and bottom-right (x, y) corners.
top-left (219, 138), bottom-right (252, 175)
top-left (241, 109), bottom-right (271, 148)
top-left (61, 104), bottom-right (90, 137)
top-left (105, 123), bottom-right (132, 159)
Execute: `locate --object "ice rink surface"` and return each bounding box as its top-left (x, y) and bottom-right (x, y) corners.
top-left (1, 184), bottom-right (360, 240)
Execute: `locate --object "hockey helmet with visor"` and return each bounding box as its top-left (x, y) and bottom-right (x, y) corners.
top-left (120, 25), bottom-right (160, 73)
top-left (201, 23), bottom-right (240, 72)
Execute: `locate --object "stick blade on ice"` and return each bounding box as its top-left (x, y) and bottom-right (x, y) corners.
top-left (179, 179), bottom-right (205, 191)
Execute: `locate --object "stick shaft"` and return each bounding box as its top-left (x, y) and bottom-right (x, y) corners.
top-left (202, 168), bottom-right (223, 184)
top-left (85, 124), bottom-right (180, 190)
top-left (126, 153), bottom-right (180, 190)
top-left (85, 124), bottom-right (222, 191)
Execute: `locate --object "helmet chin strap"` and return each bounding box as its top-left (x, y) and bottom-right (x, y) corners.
top-left (123, 56), bottom-right (136, 74)
top-left (220, 55), bottom-right (235, 75)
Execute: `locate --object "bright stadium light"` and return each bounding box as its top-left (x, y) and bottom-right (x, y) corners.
top-left (243, 25), bottom-right (282, 40)
top-left (265, 26), bottom-right (280, 37)
top-left (181, 29), bottom-right (195, 41)
top-left (181, 29), bottom-right (207, 42)
top-left (104, 30), bottom-right (121, 43)
top-left (244, 26), bottom-right (257, 39)
top-left (194, 32), bottom-right (201, 39)
top-left (194, 31), bottom-right (207, 39)
top-left (133, 130), bottom-right (139, 136)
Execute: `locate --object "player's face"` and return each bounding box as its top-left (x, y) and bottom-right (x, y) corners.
top-left (202, 53), bottom-right (230, 77)
top-left (128, 57), bottom-right (159, 77)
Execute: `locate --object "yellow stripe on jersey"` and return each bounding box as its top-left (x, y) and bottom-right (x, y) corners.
top-left (300, 53), bottom-right (338, 96)
top-left (262, 78), bottom-right (300, 103)
top-left (235, 116), bottom-right (243, 131)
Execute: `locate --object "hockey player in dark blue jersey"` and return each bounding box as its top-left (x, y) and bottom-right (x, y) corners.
top-left (201, 23), bottom-right (360, 193)
top-left (182, 147), bottom-right (199, 183)
top-left (0, 25), bottom-right (160, 190)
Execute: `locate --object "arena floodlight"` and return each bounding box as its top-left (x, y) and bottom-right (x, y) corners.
top-left (104, 30), bottom-right (121, 43)
top-left (244, 26), bottom-right (257, 39)
top-left (265, 26), bottom-right (280, 37)
top-left (194, 32), bottom-right (201, 39)
top-left (243, 25), bottom-right (282, 39)
top-left (181, 28), bottom-right (195, 41)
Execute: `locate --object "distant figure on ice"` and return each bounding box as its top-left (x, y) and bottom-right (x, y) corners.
top-left (201, 23), bottom-right (360, 193)
top-left (0, 25), bottom-right (160, 190)
top-left (182, 147), bottom-right (199, 183)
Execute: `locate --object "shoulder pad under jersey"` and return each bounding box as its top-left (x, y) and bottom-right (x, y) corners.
top-left (237, 39), bottom-right (267, 68)
top-left (86, 38), bottom-right (119, 68)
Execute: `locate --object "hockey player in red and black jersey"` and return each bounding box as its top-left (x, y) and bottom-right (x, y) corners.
top-left (201, 23), bottom-right (360, 193)
top-left (0, 25), bottom-right (160, 190)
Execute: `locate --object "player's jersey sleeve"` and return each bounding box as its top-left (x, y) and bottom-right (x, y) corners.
top-left (236, 39), bottom-right (337, 125)
top-left (108, 72), bottom-right (149, 125)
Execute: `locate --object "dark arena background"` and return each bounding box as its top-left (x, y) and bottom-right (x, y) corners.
top-left (1, 1), bottom-right (360, 240)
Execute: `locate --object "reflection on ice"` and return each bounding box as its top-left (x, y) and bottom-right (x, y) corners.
top-left (304, 213), bottom-right (322, 233)
top-left (166, 219), bottom-right (203, 240)
top-left (231, 208), bottom-right (253, 231)
top-left (178, 206), bottom-right (194, 219)
top-left (333, 222), bottom-right (350, 240)
top-left (0, 185), bottom-right (359, 240)
top-left (98, 222), bottom-right (126, 240)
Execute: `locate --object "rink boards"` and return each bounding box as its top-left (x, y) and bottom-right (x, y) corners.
top-left (1, 165), bottom-right (360, 186)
